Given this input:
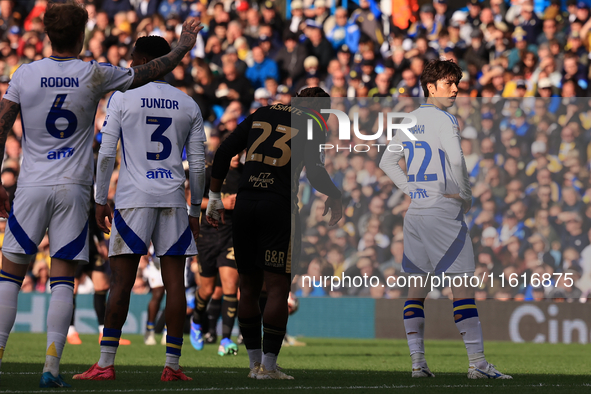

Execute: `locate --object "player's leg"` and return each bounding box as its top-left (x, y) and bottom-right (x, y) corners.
top-left (451, 281), bottom-right (511, 379)
top-left (259, 271), bottom-right (292, 378)
top-left (238, 270), bottom-right (264, 377)
top-left (206, 284), bottom-right (222, 344)
top-left (216, 230), bottom-right (238, 354)
top-left (143, 254), bottom-right (165, 345)
top-left (151, 207), bottom-right (197, 381)
top-left (254, 200), bottom-right (296, 380)
top-left (91, 270), bottom-right (111, 341)
top-left (0, 187), bottom-right (52, 375)
top-left (0, 258), bottom-right (30, 374)
top-left (74, 207), bottom-right (153, 380)
top-left (191, 274), bottom-right (215, 350)
top-left (98, 255), bottom-right (140, 370)
top-left (405, 287), bottom-right (431, 377)
top-left (427, 215), bottom-right (511, 379)
top-left (67, 270), bottom-right (83, 345)
top-left (159, 255), bottom-right (191, 381)
top-left (146, 286), bottom-right (165, 345)
top-left (218, 265), bottom-right (239, 356)
top-left (259, 288), bottom-right (268, 315)
top-left (191, 233), bottom-right (218, 350)
top-left (400, 215), bottom-right (434, 378)
top-left (42, 259), bottom-right (78, 385)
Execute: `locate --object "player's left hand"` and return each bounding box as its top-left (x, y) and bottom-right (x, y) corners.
top-left (178, 18), bottom-right (203, 51)
top-left (323, 196), bottom-right (343, 226)
top-left (0, 185), bottom-right (10, 218)
top-left (206, 198), bottom-right (225, 229)
top-left (443, 193), bottom-right (472, 214)
top-left (189, 215), bottom-right (200, 242)
top-left (96, 203), bottom-right (113, 234)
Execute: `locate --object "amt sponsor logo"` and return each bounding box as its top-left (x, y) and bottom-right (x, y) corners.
top-left (47, 147), bottom-right (74, 160)
top-left (146, 168), bottom-right (173, 179)
top-left (410, 189), bottom-right (428, 199)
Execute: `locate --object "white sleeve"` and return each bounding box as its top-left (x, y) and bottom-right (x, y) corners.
top-left (379, 132), bottom-right (410, 195)
top-left (96, 62), bottom-right (135, 94)
top-left (186, 106), bottom-right (207, 207)
top-left (3, 66), bottom-right (22, 104)
top-left (439, 118), bottom-right (472, 201)
top-left (95, 93), bottom-right (121, 205)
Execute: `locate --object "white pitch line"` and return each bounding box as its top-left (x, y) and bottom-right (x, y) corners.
top-left (1, 370), bottom-right (238, 376)
top-left (0, 383), bottom-right (590, 393)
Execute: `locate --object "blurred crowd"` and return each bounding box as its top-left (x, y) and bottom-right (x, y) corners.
top-left (0, 0), bottom-right (590, 301)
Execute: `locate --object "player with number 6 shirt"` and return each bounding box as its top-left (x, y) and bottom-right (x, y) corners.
top-left (0, 2), bottom-right (202, 388)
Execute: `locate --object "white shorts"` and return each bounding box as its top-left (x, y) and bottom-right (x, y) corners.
top-left (109, 207), bottom-right (197, 257)
top-left (3, 184), bottom-right (91, 263)
top-left (402, 214), bottom-right (475, 275)
top-left (144, 258), bottom-right (164, 289)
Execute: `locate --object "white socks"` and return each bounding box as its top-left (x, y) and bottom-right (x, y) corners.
top-left (43, 283), bottom-right (74, 377)
top-left (456, 317), bottom-right (486, 368)
top-left (0, 280), bottom-right (21, 361)
top-left (98, 346), bottom-right (117, 368)
top-left (165, 354), bottom-right (180, 371)
top-left (261, 352), bottom-right (277, 371)
top-left (404, 316), bottom-right (426, 368)
top-left (247, 349), bottom-right (262, 369)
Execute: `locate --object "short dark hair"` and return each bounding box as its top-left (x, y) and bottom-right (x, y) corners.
top-left (133, 36), bottom-right (171, 61)
top-left (420, 59), bottom-right (463, 97)
top-left (44, 2), bottom-right (88, 53)
top-left (296, 87), bottom-right (329, 98)
top-left (296, 86), bottom-right (330, 109)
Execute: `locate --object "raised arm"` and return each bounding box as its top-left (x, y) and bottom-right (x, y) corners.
top-left (0, 98), bottom-right (20, 217)
top-left (129, 19), bottom-right (203, 89)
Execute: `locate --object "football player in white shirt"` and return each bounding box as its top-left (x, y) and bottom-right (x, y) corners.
top-left (0, 3), bottom-right (201, 388)
top-left (380, 59), bottom-right (511, 380)
top-left (73, 35), bottom-right (206, 382)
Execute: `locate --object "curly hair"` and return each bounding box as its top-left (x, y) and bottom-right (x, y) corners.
top-left (420, 59), bottom-right (463, 97)
top-left (44, 1), bottom-right (88, 53)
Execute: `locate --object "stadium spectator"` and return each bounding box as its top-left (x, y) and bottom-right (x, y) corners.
top-left (0, 0), bottom-right (588, 306)
top-left (245, 46), bottom-right (279, 89)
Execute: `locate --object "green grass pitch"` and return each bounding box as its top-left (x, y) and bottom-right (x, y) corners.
top-left (0, 333), bottom-right (588, 393)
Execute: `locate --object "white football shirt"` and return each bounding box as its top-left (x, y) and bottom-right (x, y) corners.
top-left (97, 81), bottom-right (205, 208)
top-left (380, 103), bottom-right (472, 219)
top-left (3, 56), bottom-right (134, 187)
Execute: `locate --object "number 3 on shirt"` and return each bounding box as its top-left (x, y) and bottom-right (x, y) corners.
top-left (146, 116), bottom-right (172, 161)
top-left (402, 141), bottom-right (437, 182)
top-left (46, 94), bottom-right (78, 139)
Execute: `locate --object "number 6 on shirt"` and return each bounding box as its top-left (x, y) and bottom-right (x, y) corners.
top-left (46, 94), bottom-right (78, 139)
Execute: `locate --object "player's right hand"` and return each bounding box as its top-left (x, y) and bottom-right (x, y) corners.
top-left (206, 198), bottom-right (225, 229)
top-left (178, 18), bottom-right (203, 51)
top-left (443, 193), bottom-right (472, 214)
top-left (323, 196), bottom-right (343, 226)
top-left (0, 185), bottom-right (10, 218)
top-left (96, 203), bottom-right (113, 234)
